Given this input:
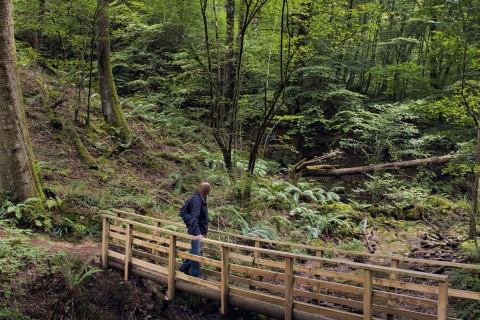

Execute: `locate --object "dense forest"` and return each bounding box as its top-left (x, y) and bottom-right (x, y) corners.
top-left (1, 0), bottom-right (480, 319)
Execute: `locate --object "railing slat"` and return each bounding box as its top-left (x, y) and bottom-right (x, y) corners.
top-left (438, 278), bottom-right (448, 320)
top-left (167, 235), bottom-right (176, 299)
top-left (102, 217), bottom-right (109, 269)
top-left (363, 269), bottom-right (373, 320)
top-left (124, 223), bottom-right (133, 280)
top-left (221, 245), bottom-right (230, 315)
top-left (285, 257), bottom-right (294, 320)
top-left (387, 258), bottom-right (399, 320)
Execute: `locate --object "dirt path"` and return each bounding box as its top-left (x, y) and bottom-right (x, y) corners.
top-left (29, 235), bottom-right (102, 264)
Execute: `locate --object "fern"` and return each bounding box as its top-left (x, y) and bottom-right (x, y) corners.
top-left (51, 252), bottom-right (102, 294)
top-left (4, 198), bottom-right (52, 232)
top-left (290, 206), bottom-right (350, 241)
top-left (126, 99), bottom-right (201, 140)
top-left (269, 214), bottom-right (291, 232)
top-left (243, 225), bottom-right (278, 240)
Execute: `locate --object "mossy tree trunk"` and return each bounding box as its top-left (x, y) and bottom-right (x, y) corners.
top-left (0, 0), bottom-right (44, 201)
top-left (96, 0), bottom-right (131, 141)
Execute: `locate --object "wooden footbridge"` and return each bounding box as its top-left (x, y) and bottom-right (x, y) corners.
top-left (100, 210), bottom-right (480, 320)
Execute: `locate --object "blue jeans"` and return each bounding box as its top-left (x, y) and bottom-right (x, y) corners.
top-left (180, 239), bottom-right (202, 276)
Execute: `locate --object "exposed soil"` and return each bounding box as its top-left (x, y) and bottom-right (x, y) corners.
top-left (4, 234), bottom-right (235, 320)
top-left (28, 236), bottom-right (101, 262)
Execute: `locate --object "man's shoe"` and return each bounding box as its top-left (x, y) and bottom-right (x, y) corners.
top-left (179, 265), bottom-right (190, 275)
top-left (193, 275), bottom-right (206, 280)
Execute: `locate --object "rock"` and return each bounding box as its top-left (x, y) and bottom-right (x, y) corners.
top-left (377, 240), bottom-right (411, 256)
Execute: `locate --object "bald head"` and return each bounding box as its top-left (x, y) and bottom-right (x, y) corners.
top-left (198, 182), bottom-right (211, 197)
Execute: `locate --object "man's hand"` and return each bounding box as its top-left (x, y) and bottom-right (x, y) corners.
top-left (195, 234), bottom-right (204, 240)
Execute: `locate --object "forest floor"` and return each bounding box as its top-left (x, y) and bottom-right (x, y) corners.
top-left (1, 68), bottom-right (478, 320)
top-left (0, 68), bottom-right (277, 320)
top-left (4, 219), bottom-right (470, 320)
top-left (2, 230), bottom-right (274, 320)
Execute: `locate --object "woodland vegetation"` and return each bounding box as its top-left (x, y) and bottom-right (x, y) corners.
top-left (1, 0), bottom-right (480, 319)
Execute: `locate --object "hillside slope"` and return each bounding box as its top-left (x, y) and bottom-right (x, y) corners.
top-left (0, 68), bottom-right (241, 319)
top-left (1, 67), bottom-right (477, 320)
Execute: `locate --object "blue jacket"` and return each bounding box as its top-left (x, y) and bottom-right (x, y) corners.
top-left (187, 192), bottom-right (209, 236)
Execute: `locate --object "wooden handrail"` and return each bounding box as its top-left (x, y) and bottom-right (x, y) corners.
top-left (102, 214), bottom-right (449, 279)
top-left (101, 213), bottom-right (452, 320)
top-left (110, 209), bottom-right (480, 271)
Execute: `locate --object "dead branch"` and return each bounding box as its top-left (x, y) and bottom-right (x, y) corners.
top-left (306, 154), bottom-right (459, 176)
top-left (288, 151), bottom-right (343, 181)
top-left (432, 257), bottom-right (469, 274)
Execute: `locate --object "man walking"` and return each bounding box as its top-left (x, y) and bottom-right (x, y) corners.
top-left (179, 182), bottom-right (210, 279)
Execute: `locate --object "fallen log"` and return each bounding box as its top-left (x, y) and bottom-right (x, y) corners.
top-left (306, 154), bottom-right (459, 176)
top-left (289, 151), bottom-right (343, 182)
top-left (432, 257), bottom-right (469, 274)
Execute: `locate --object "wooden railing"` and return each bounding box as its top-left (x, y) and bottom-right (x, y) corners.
top-left (101, 212), bottom-right (456, 320)
top-left (110, 209), bottom-right (480, 304)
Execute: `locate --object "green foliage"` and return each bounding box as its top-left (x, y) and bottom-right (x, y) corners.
top-left (45, 196), bottom-right (64, 210)
top-left (218, 205), bottom-right (250, 234)
top-left (0, 221), bottom-right (54, 319)
top-left (338, 239), bottom-right (365, 252)
top-left (1, 198), bottom-right (53, 232)
top-left (242, 225), bottom-right (278, 241)
top-left (7, 0), bottom-right (480, 317)
top-left (216, 204), bottom-right (278, 241)
top-left (353, 172), bottom-right (440, 218)
top-left (252, 179), bottom-right (341, 211)
top-left (127, 100), bottom-right (203, 141)
top-left (0, 223), bottom-right (45, 283)
top-left (0, 226), bottom-right (102, 319)
top-left (51, 217), bottom-right (88, 239)
top-left (333, 103), bottom-right (423, 163)
top-left (1, 194), bottom-right (100, 240)
top-left (49, 252), bottom-right (102, 294)
top-left (424, 195), bottom-right (452, 211)
top-left (0, 305), bottom-right (26, 320)
top-left (383, 185), bottom-right (430, 216)
top-left (448, 269), bottom-right (480, 319)
top-left (289, 206), bottom-right (351, 241)
top-left (459, 240), bottom-right (480, 259)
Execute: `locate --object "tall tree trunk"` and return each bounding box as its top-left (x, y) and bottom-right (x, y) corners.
top-left (0, 0), bottom-right (44, 201)
top-left (96, 0), bottom-right (131, 141)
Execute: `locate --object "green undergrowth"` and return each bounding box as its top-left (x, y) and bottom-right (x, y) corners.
top-left (3, 67), bottom-right (478, 319)
top-left (0, 221), bottom-right (104, 319)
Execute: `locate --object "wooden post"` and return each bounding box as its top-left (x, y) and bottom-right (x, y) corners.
top-left (152, 221), bottom-right (160, 255)
top-left (167, 235), bottom-right (177, 299)
top-left (101, 217), bottom-right (110, 269)
top-left (438, 278), bottom-right (448, 320)
top-left (249, 241), bottom-right (261, 290)
top-left (253, 240), bottom-right (261, 265)
top-left (387, 259), bottom-right (399, 320)
top-left (220, 245), bottom-right (230, 315)
top-left (113, 212), bottom-right (119, 244)
top-left (363, 269), bottom-right (373, 320)
top-left (124, 223), bottom-right (133, 281)
top-left (285, 257), bottom-right (294, 320)
top-left (313, 250), bottom-right (323, 298)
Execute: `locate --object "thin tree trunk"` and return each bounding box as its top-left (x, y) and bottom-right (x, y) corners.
top-left (96, 0), bottom-right (131, 141)
top-left (0, 0), bottom-right (44, 201)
